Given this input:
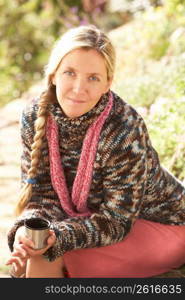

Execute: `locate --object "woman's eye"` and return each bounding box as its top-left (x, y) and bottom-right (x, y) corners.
top-left (89, 76), bottom-right (99, 81)
top-left (64, 71), bottom-right (75, 76)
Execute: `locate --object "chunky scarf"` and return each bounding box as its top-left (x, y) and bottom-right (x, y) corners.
top-left (46, 92), bottom-right (113, 217)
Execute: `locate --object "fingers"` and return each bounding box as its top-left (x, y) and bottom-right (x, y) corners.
top-left (6, 256), bottom-right (26, 269)
top-left (47, 230), bottom-right (56, 246)
top-left (6, 246), bottom-right (29, 266)
top-left (13, 239), bottom-right (32, 261)
top-left (13, 244), bottom-right (29, 259)
top-left (15, 236), bottom-right (35, 248)
top-left (18, 230), bottom-right (56, 257)
top-left (13, 228), bottom-right (56, 259)
top-left (6, 257), bottom-right (26, 278)
top-left (21, 242), bottom-right (50, 256)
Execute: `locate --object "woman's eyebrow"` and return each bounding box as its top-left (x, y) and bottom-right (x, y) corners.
top-left (64, 66), bottom-right (103, 77)
top-left (87, 72), bottom-right (102, 77)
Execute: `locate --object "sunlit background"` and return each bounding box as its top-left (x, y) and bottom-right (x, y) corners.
top-left (0, 0), bottom-right (185, 276)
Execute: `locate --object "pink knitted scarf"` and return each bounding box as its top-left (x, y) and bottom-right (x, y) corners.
top-left (46, 92), bottom-right (113, 217)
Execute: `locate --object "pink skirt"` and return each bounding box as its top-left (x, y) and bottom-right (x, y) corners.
top-left (63, 219), bottom-right (185, 277)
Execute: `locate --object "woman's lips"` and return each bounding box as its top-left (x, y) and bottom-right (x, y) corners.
top-left (68, 98), bottom-right (86, 103)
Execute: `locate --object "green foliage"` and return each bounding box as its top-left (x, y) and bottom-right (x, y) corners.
top-left (146, 97), bottom-right (185, 180)
top-left (0, 0), bottom-right (61, 106)
top-left (164, 0), bottom-right (185, 16)
top-left (113, 52), bottom-right (185, 179)
top-left (114, 53), bottom-right (185, 107)
top-left (169, 55), bottom-right (185, 97)
top-left (113, 75), bottom-right (162, 108)
top-left (143, 20), bottom-right (171, 59)
top-left (140, 8), bottom-right (179, 60)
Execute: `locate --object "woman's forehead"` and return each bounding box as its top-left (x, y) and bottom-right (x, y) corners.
top-left (58, 48), bottom-right (107, 73)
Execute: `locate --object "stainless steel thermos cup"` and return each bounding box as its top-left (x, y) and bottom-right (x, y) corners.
top-left (24, 217), bottom-right (50, 250)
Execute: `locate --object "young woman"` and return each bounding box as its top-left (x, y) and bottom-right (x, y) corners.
top-left (6, 25), bottom-right (185, 278)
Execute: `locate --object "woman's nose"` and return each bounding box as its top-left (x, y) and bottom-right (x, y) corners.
top-left (73, 78), bottom-right (86, 94)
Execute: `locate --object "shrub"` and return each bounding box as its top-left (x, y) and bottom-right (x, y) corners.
top-left (146, 96), bottom-right (185, 180)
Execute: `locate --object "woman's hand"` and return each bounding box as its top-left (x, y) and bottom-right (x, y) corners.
top-left (6, 248), bottom-right (28, 277)
top-left (19, 229), bottom-right (56, 257)
top-left (6, 226), bottom-right (30, 277)
top-left (12, 225), bottom-right (56, 256)
top-left (6, 225), bottom-right (56, 276)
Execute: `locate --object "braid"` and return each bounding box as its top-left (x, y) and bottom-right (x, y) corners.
top-left (15, 85), bottom-right (56, 215)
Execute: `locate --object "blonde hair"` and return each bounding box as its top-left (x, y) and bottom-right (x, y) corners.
top-left (15, 24), bottom-right (116, 215)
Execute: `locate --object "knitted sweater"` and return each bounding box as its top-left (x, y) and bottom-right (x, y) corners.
top-left (7, 91), bottom-right (185, 261)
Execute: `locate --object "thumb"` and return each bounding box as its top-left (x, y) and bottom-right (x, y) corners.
top-left (47, 230), bottom-right (56, 246)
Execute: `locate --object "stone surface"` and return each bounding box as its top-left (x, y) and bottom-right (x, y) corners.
top-left (0, 81), bottom-right (44, 276)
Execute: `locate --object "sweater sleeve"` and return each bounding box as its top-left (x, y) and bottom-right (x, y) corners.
top-left (43, 112), bottom-right (149, 261)
top-left (7, 100), bottom-right (67, 252)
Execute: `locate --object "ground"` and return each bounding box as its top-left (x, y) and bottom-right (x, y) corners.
top-left (0, 103), bottom-right (22, 276)
top-left (0, 83), bottom-right (42, 277)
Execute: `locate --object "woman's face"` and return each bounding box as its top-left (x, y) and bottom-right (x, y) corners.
top-left (52, 48), bottom-right (112, 118)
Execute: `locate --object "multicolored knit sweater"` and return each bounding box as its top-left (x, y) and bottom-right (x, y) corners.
top-left (7, 91), bottom-right (185, 261)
